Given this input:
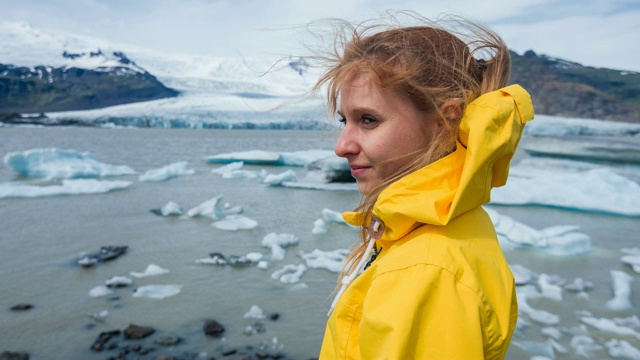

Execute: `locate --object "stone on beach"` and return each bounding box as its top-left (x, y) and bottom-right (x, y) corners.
top-left (123, 324), bottom-right (155, 339)
top-left (203, 319), bottom-right (225, 337)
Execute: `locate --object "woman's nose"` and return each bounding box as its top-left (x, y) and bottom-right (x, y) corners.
top-left (334, 125), bottom-right (359, 158)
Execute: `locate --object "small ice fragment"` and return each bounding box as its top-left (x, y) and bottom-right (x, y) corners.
top-left (89, 285), bottom-right (113, 297)
top-left (160, 201), bottom-right (184, 216)
top-left (105, 276), bottom-right (133, 288)
top-left (139, 161), bottom-right (194, 182)
top-left (132, 285), bottom-right (181, 299)
top-left (243, 305), bottom-right (266, 319)
top-left (605, 270), bottom-right (634, 311)
top-left (212, 215), bottom-right (258, 231)
top-left (130, 264), bottom-right (170, 278)
top-left (245, 252), bottom-right (263, 262)
top-left (263, 169), bottom-right (296, 186)
top-left (311, 219), bottom-right (328, 235)
top-left (271, 264), bottom-right (307, 284)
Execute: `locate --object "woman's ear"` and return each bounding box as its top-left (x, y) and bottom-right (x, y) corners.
top-left (440, 101), bottom-right (462, 124)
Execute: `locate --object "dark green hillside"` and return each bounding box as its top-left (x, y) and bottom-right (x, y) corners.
top-left (509, 50), bottom-right (640, 122)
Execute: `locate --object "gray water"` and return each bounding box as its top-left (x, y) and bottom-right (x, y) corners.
top-left (0, 127), bottom-right (638, 360)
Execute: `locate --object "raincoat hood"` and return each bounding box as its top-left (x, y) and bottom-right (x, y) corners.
top-left (343, 84), bottom-right (534, 240)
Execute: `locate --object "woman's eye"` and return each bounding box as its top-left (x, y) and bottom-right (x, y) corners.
top-left (338, 116), bottom-right (346, 124)
top-left (362, 116), bottom-right (377, 124)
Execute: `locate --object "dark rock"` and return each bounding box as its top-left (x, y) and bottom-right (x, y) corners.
top-left (154, 334), bottom-right (181, 346)
top-left (0, 351), bottom-right (30, 360)
top-left (222, 349), bottom-right (237, 356)
top-left (77, 246), bottom-right (128, 267)
top-left (10, 304), bottom-right (33, 311)
top-left (269, 313), bottom-right (280, 321)
top-left (90, 329), bottom-right (121, 352)
top-left (203, 319), bottom-right (225, 337)
top-left (221, 353), bottom-right (251, 360)
top-left (124, 324), bottom-right (155, 340)
top-left (208, 252), bottom-right (227, 265)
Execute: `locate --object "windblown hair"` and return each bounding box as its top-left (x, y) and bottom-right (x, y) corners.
top-left (312, 13), bottom-right (511, 280)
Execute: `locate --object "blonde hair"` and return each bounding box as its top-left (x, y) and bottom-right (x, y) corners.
top-left (312, 13), bottom-right (511, 279)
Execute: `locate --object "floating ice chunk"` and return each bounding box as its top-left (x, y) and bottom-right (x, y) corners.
top-left (187, 195), bottom-right (241, 219)
top-left (243, 305), bottom-right (266, 319)
top-left (89, 285), bottom-right (113, 297)
top-left (221, 169), bottom-right (267, 179)
top-left (605, 339), bottom-right (640, 359)
top-left (517, 287), bottom-right (560, 325)
top-left (538, 274), bottom-right (563, 301)
top-left (205, 150), bottom-right (281, 165)
top-left (157, 201), bottom-right (184, 216)
top-left (280, 150), bottom-right (336, 166)
top-left (303, 156), bottom-right (351, 182)
top-left (621, 247), bottom-right (640, 274)
top-left (139, 161), bottom-right (194, 182)
top-left (541, 327), bottom-right (563, 340)
top-left (212, 215), bottom-right (258, 231)
top-left (311, 219), bottom-right (328, 235)
top-left (263, 169), bottom-right (296, 186)
top-left (580, 316), bottom-right (640, 339)
top-left (281, 181), bottom-right (358, 191)
top-left (3, 148), bottom-right (135, 179)
top-left (130, 264), bottom-right (170, 278)
top-left (105, 276), bottom-right (133, 288)
top-left (211, 161), bottom-right (244, 175)
top-left (543, 228), bottom-right (591, 257)
top-left (322, 209), bottom-right (347, 224)
top-left (133, 285), bottom-right (181, 299)
top-left (300, 249), bottom-right (349, 273)
top-left (614, 315), bottom-right (640, 329)
top-left (510, 264), bottom-right (535, 285)
top-left (0, 179), bottom-right (131, 199)
top-left (271, 264), bottom-right (307, 284)
top-left (492, 168), bottom-right (640, 217)
top-left (524, 114), bottom-right (640, 137)
top-left (261, 233), bottom-right (299, 261)
top-left (605, 270), bottom-right (634, 311)
top-left (564, 278), bottom-right (594, 293)
top-left (512, 339), bottom-right (555, 358)
top-left (245, 252), bottom-right (263, 262)
top-left (570, 335), bottom-right (603, 358)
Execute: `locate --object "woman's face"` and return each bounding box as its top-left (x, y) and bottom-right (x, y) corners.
top-left (335, 74), bottom-right (440, 194)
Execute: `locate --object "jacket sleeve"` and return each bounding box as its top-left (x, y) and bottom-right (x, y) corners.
top-left (359, 264), bottom-right (489, 359)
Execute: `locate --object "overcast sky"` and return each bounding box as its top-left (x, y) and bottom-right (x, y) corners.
top-left (2, 0), bottom-right (640, 71)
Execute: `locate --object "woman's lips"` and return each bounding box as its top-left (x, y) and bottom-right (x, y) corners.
top-left (350, 165), bottom-right (370, 177)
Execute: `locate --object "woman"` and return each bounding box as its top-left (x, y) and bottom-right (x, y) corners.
top-left (314, 15), bottom-right (534, 359)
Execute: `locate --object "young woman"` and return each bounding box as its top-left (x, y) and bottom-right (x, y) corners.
top-left (314, 15), bottom-right (534, 359)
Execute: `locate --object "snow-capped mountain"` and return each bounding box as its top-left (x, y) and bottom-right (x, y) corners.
top-left (0, 21), bottom-right (326, 129)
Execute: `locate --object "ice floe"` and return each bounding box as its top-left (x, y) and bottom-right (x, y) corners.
top-left (205, 149), bottom-right (334, 166)
top-left (263, 169), bottom-right (296, 186)
top-left (212, 215), bottom-right (258, 231)
top-left (604, 270), bottom-right (634, 311)
top-left (0, 179), bottom-right (132, 199)
top-left (243, 305), bottom-right (266, 319)
top-left (621, 247), bottom-right (640, 274)
top-left (153, 201), bottom-right (184, 216)
top-left (261, 233), bottom-right (299, 261)
top-left (132, 285), bottom-right (181, 299)
top-left (300, 249), bottom-right (349, 273)
top-left (186, 195), bottom-right (242, 219)
top-left (271, 264), bottom-right (307, 284)
top-left (139, 161), bottom-right (194, 182)
top-left (89, 285), bottom-right (113, 298)
top-left (130, 264), bottom-right (170, 278)
top-left (3, 148), bottom-right (135, 179)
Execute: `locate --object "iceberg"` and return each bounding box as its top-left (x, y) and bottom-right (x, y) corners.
top-left (485, 207), bottom-right (591, 256)
top-left (138, 161), bottom-right (194, 181)
top-left (205, 150), bottom-right (281, 165)
top-left (210, 161), bottom-right (244, 175)
top-left (243, 305), bottom-right (266, 319)
top-left (492, 168), bottom-right (640, 217)
top-left (263, 169), bottom-right (296, 186)
top-left (130, 264), bottom-right (170, 278)
top-left (621, 247), bottom-right (640, 274)
top-left (303, 156), bottom-right (352, 183)
top-left (604, 270), bottom-right (634, 311)
top-left (89, 285), bottom-right (113, 298)
top-left (0, 179), bottom-right (131, 199)
top-left (3, 148), bottom-right (135, 179)
top-left (579, 316), bottom-right (640, 339)
top-left (300, 249), bottom-right (349, 273)
top-left (153, 201), bottom-right (184, 216)
top-left (261, 233), bottom-right (299, 261)
top-left (271, 264), bottom-right (307, 284)
top-left (132, 285), bottom-right (181, 299)
top-left (187, 195), bottom-right (241, 219)
top-left (211, 215), bottom-right (258, 231)
top-left (205, 149), bottom-right (335, 167)
top-left (605, 339), bottom-right (640, 359)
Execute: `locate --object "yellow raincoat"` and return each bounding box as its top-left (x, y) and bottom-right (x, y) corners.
top-left (320, 85), bottom-right (534, 359)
